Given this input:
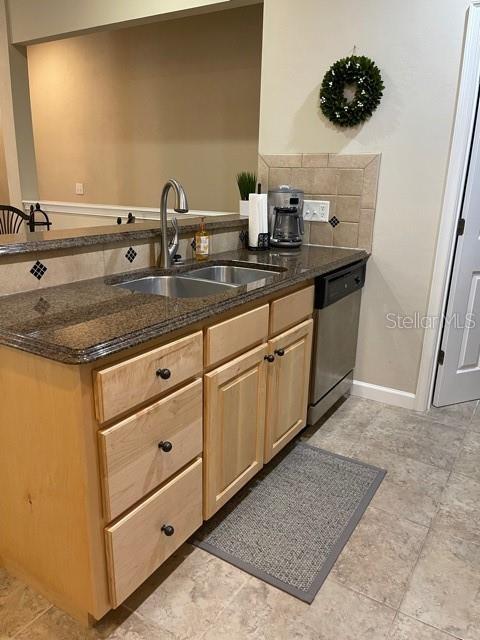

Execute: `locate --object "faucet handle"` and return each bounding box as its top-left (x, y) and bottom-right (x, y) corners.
top-left (168, 216), bottom-right (180, 259)
top-left (171, 216), bottom-right (178, 234)
top-left (170, 217), bottom-right (179, 245)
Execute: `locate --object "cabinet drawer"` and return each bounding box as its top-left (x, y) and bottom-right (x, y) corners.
top-left (205, 304), bottom-right (269, 367)
top-left (269, 286), bottom-right (314, 336)
top-left (99, 379), bottom-right (203, 521)
top-left (105, 458), bottom-right (202, 607)
top-left (94, 332), bottom-right (203, 423)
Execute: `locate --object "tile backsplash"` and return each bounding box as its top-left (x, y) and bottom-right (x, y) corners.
top-left (0, 229), bottom-right (244, 296)
top-left (0, 156), bottom-right (379, 298)
top-left (258, 153), bottom-right (381, 251)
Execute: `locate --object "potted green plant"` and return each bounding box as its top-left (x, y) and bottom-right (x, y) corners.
top-left (237, 171), bottom-right (257, 216)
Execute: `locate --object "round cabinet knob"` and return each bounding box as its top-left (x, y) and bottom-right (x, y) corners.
top-left (275, 348), bottom-right (285, 357)
top-left (264, 354), bottom-right (275, 363)
top-left (161, 524), bottom-right (175, 537)
top-left (158, 441), bottom-right (173, 453)
top-left (156, 368), bottom-right (171, 380)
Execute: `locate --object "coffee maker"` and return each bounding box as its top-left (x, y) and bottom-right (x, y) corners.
top-left (268, 185), bottom-right (305, 248)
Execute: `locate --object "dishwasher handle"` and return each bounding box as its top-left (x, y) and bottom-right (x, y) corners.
top-left (314, 259), bottom-right (367, 309)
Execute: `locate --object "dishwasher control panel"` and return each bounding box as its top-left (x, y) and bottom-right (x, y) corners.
top-left (314, 259), bottom-right (366, 308)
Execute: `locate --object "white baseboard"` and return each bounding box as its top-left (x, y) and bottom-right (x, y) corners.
top-left (351, 380), bottom-right (416, 410)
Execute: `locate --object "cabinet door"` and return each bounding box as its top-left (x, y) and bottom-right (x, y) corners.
top-left (265, 319), bottom-right (313, 463)
top-left (204, 343), bottom-right (268, 519)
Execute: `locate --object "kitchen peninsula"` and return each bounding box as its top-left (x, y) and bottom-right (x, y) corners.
top-left (0, 244), bottom-right (366, 624)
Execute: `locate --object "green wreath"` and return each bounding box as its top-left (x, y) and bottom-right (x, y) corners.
top-left (319, 55), bottom-right (384, 127)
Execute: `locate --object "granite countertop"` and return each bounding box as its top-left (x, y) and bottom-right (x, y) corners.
top-left (0, 214), bottom-right (247, 256)
top-left (0, 246), bottom-right (368, 364)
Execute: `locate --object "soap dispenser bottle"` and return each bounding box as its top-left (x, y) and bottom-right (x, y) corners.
top-left (195, 217), bottom-right (210, 261)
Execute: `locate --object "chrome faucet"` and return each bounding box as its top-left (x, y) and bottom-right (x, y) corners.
top-left (159, 179), bottom-right (189, 268)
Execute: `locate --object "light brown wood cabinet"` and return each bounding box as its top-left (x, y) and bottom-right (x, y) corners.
top-left (203, 302), bottom-right (314, 518)
top-left (264, 319), bottom-right (314, 462)
top-left (105, 459), bottom-right (203, 607)
top-left (94, 331), bottom-right (203, 423)
top-left (269, 285), bottom-right (314, 335)
top-left (205, 304), bottom-right (269, 367)
top-left (98, 379), bottom-right (203, 521)
top-left (0, 281), bottom-right (314, 624)
top-left (203, 343), bottom-right (268, 519)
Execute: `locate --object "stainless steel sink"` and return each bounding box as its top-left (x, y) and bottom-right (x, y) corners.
top-left (114, 263), bottom-right (285, 298)
top-left (183, 265), bottom-right (281, 286)
top-left (115, 275), bottom-right (236, 298)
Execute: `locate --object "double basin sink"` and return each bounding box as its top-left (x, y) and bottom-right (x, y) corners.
top-left (115, 263), bottom-right (285, 298)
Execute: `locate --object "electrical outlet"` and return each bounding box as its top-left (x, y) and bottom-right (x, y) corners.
top-left (303, 199), bottom-right (330, 222)
top-left (75, 182), bottom-right (85, 196)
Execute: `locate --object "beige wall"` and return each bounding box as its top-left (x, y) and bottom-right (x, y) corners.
top-left (0, 128), bottom-right (8, 202)
top-left (27, 5), bottom-right (262, 212)
top-left (0, 1), bottom-right (38, 206)
top-left (8, 0), bottom-right (260, 45)
top-left (260, 0), bottom-right (470, 394)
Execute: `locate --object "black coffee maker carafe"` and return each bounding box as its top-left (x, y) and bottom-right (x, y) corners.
top-left (270, 206), bottom-right (304, 248)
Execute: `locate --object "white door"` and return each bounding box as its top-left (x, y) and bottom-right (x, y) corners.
top-left (434, 97), bottom-right (480, 407)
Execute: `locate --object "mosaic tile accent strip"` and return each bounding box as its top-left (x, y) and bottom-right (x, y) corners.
top-left (125, 247), bottom-right (137, 263)
top-left (30, 261), bottom-right (47, 280)
top-left (258, 153), bottom-right (380, 251)
top-left (329, 216), bottom-right (340, 228)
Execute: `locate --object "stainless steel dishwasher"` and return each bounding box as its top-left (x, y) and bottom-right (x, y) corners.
top-left (308, 259), bottom-right (367, 425)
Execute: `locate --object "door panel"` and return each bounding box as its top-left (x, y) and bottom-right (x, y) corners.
top-left (220, 368), bottom-right (259, 492)
top-left (273, 339), bottom-right (306, 443)
top-left (204, 344), bottom-right (267, 519)
top-left (458, 272), bottom-right (480, 370)
top-left (265, 319), bottom-right (313, 462)
top-left (434, 97), bottom-right (480, 406)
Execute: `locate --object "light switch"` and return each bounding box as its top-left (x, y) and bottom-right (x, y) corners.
top-left (303, 199), bottom-right (330, 222)
top-left (75, 182), bottom-right (85, 195)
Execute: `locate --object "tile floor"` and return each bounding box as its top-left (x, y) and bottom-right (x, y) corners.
top-left (2, 396), bottom-right (480, 639)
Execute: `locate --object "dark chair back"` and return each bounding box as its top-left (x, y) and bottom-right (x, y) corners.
top-left (0, 205), bottom-right (30, 235)
top-left (29, 203), bottom-right (52, 232)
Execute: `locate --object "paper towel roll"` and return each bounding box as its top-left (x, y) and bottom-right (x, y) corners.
top-left (248, 193), bottom-right (268, 248)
